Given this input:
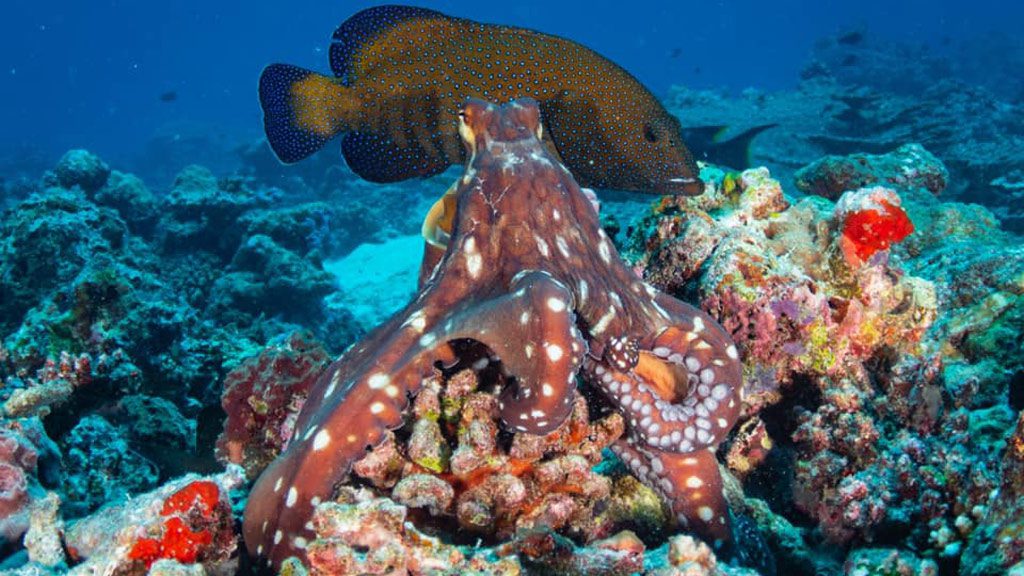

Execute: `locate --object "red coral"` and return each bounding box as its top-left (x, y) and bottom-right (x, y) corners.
top-left (161, 480), bottom-right (220, 518)
top-left (128, 481), bottom-right (225, 568)
top-left (129, 517), bottom-right (212, 567)
top-left (837, 189), bottom-right (914, 265)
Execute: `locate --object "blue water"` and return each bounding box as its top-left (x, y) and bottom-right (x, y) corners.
top-left (1, 0), bottom-right (1019, 173)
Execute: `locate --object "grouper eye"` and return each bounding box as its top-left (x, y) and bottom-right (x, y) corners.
top-left (643, 123), bottom-right (659, 143)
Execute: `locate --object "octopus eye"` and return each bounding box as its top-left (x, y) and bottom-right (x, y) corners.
top-left (643, 123), bottom-right (659, 143)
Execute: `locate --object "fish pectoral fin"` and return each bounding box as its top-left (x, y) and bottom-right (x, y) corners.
top-left (341, 131), bottom-right (450, 183)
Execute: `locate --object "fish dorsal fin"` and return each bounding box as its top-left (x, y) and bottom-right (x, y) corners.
top-left (329, 5), bottom-right (445, 85)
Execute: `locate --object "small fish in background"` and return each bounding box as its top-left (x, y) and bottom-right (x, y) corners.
top-left (159, 90), bottom-right (178, 103)
top-left (258, 5), bottom-right (705, 195)
top-left (681, 124), bottom-right (777, 170)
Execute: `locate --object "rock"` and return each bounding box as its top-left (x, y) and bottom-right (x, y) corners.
top-left (53, 150), bottom-right (110, 193)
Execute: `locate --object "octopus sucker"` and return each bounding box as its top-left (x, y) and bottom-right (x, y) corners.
top-left (242, 98), bottom-right (743, 572)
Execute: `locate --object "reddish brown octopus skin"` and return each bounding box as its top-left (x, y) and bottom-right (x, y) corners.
top-left (242, 98), bottom-right (743, 571)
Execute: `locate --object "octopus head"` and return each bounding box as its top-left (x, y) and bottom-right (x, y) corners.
top-left (458, 98), bottom-right (543, 155)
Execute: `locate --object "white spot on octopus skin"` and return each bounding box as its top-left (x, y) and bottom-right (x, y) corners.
top-left (535, 235), bottom-right (550, 257)
top-left (370, 402), bottom-right (386, 415)
top-left (556, 235), bottom-right (571, 258)
top-left (726, 344), bottom-right (738, 359)
top-left (368, 373), bottom-right (390, 390)
top-left (598, 239), bottom-right (612, 264)
top-left (546, 297), bottom-right (567, 312)
top-left (520, 311), bottom-right (530, 325)
top-left (698, 506), bottom-right (715, 522)
top-left (525, 344), bottom-right (534, 359)
top-left (686, 476), bottom-right (704, 489)
top-left (692, 316), bottom-right (705, 333)
top-left (609, 292), bottom-right (623, 307)
top-left (313, 429), bottom-right (331, 451)
top-left (591, 306), bottom-right (616, 335)
top-left (542, 383), bottom-right (554, 396)
top-left (274, 530), bottom-right (283, 545)
top-left (545, 343), bottom-right (564, 361)
top-left (578, 280), bottom-right (589, 306)
top-left (403, 310), bottom-right (427, 332)
top-left (286, 487), bottom-right (298, 508)
top-left (274, 477), bottom-right (283, 493)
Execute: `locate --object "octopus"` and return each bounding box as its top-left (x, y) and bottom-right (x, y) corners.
top-left (242, 98), bottom-right (743, 571)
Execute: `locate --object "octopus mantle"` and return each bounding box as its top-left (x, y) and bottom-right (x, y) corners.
top-left (243, 98), bottom-right (743, 571)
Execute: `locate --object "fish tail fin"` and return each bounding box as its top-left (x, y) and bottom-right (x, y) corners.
top-left (258, 63), bottom-right (358, 163)
top-left (716, 123), bottom-right (777, 169)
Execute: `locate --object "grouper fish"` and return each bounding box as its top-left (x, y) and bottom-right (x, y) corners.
top-left (259, 4), bottom-right (705, 195)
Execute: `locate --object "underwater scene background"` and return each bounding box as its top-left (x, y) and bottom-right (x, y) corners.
top-left (1, 0), bottom-right (1023, 575)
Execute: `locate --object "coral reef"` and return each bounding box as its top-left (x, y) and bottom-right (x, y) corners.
top-left (0, 72), bottom-right (1022, 575)
top-left (625, 154), bottom-right (1024, 574)
top-left (630, 166), bottom-right (935, 399)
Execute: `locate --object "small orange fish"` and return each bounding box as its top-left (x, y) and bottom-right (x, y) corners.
top-left (259, 5), bottom-right (704, 195)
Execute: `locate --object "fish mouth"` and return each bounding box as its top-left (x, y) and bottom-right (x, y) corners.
top-left (656, 176), bottom-right (705, 196)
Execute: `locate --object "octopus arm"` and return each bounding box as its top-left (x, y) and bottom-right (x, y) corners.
top-left (243, 326), bottom-right (458, 570)
top-left (439, 270), bottom-right (586, 434)
top-left (612, 439), bottom-right (732, 548)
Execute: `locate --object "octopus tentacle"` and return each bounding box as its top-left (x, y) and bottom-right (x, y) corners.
top-left (243, 333), bottom-right (457, 569)
top-left (611, 439), bottom-right (732, 548)
top-left (424, 270), bottom-right (586, 433)
top-left (586, 321), bottom-right (741, 453)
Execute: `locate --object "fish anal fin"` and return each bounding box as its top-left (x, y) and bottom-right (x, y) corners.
top-left (330, 5), bottom-right (445, 82)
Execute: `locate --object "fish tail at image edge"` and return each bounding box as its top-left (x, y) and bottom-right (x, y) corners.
top-left (258, 63), bottom-right (356, 163)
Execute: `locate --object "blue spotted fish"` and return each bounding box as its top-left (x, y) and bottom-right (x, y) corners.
top-left (259, 5), bottom-right (705, 195)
